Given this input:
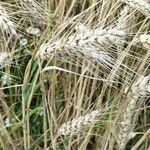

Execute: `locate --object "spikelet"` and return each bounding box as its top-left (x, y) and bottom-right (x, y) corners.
top-left (58, 110), bottom-right (100, 135)
top-left (0, 52), bottom-right (9, 68)
top-left (23, 0), bottom-right (37, 6)
top-left (139, 34), bottom-right (150, 49)
top-left (116, 5), bottom-right (132, 31)
top-left (74, 24), bottom-right (89, 33)
top-left (117, 75), bottom-right (150, 150)
top-left (120, 0), bottom-right (150, 18)
top-left (0, 4), bottom-right (16, 35)
top-left (23, 0), bottom-right (35, 3)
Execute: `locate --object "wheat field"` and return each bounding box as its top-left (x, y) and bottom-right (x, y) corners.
top-left (0, 0), bottom-right (150, 150)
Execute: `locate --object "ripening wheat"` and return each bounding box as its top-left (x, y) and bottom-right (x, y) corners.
top-left (117, 75), bottom-right (150, 150)
top-left (58, 110), bottom-right (101, 135)
top-left (0, 0), bottom-right (150, 150)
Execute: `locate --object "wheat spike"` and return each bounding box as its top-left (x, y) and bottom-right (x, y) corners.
top-left (117, 75), bottom-right (150, 150)
top-left (40, 28), bottom-right (125, 57)
top-left (0, 4), bottom-right (16, 35)
top-left (58, 110), bottom-right (100, 135)
top-left (120, 0), bottom-right (150, 18)
top-left (39, 27), bottom-right (125, 68)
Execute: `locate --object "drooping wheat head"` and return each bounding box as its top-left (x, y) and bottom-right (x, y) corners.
top-left (58, 110), bottom-right (101, 136)
top-left (117, 75), bottom-right (150, 150)
top-left (39, 27), bottom-right (125, 70)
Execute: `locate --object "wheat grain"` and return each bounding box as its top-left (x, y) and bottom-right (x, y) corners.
top-left (0, 4), bottom-right (16, 35)
top-left (117, 75), bottom-right (150, 150)
top-left (120, 0), bottom-right (150, 18)
top-left (58, 110), bottom-right (100, 135)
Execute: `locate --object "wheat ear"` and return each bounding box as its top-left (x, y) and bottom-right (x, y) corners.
top-left (39, 27), bottom-right (125, 68)
top-left (117, 75), bottom-right (150, 150)
top-left (120, 0), bottom-right (150, 18)
top-left (0, 4), bottom-right (16, 35)
top-left (40, 27), bottom-right (125, 57)
top-left (58, 110), bottom-right (100, 135)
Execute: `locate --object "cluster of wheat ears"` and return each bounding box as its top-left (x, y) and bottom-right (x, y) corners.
top-left (0, 0), bottom-right (150, 149)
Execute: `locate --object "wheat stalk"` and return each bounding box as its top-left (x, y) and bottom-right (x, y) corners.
top-left (117, 75), bottom-right (150, 150)
top-left (0, 4), bottom-right (16, 35)
top-left (120, 0), bottom-right (150, 18)
top-left (58, 110), bottom-right (100, 135)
